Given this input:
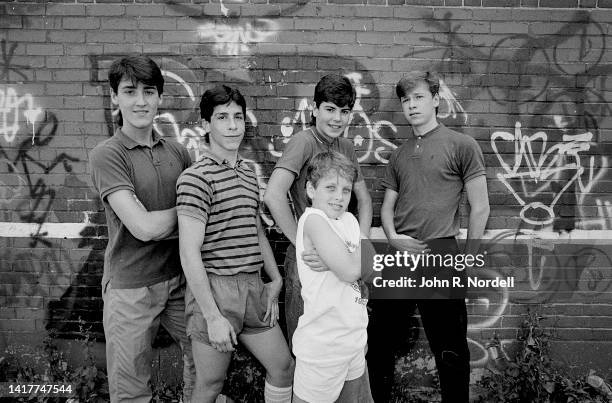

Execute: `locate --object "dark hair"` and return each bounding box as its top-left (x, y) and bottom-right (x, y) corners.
top-left (310, 74), bottom-right (356, 126)
top-left (200, 85), bottom-right (247, 122)
top-left (395, 71), bottom-right (440, 99)
top-left (108, 55), bottom-right (164, 127)
top-left (306, 151), bottom-right (358, 188)
top-left (314, 74), bottom-right (356, 109)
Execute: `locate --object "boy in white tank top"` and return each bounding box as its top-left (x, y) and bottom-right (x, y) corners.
top-left (292, 151), bottom-right (373, 403)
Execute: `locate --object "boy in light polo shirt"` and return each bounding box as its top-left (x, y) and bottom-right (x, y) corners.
top-left (176, 85), bottom-right (294, 403)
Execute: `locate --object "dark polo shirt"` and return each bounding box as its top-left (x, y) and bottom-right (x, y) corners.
top-left (90, 129), bottom-right (192, 288)
top-left (382, 123), bottom-right (485, 241)
top-left (176, 151), bottom-right (264, 276)
top-left (273, 127), bottom-right (363, 220)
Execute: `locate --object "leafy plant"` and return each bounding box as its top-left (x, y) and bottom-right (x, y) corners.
top-left (477, 309), bottom-right (611, 403)
top-left (1, 320), bottom-right (109, 402)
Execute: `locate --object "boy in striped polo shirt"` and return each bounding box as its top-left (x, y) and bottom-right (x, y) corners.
top-left (176, 85), bottom-right (294, 403)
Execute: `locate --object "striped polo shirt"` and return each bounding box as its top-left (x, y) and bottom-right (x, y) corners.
top-left (176, 151), bottom-right (263, 275)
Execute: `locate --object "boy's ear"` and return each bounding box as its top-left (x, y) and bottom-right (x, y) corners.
top-left (201, 119), bottom-right (210, 133)
top-left (110, 88), bottom-right (118, 106)
top-left (306, 181), bottom-right (315, 200)
top-left (433, 93), bottom-right (440, 108)
top-left (157, 93), bottom-right (163, 107)
top-left (312, 103), bottom-right (319, 118)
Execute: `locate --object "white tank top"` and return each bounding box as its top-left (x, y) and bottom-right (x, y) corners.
top-left (292, 207), bottom-right (368, 364)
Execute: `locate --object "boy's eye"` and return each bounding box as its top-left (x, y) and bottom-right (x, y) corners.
top-left (341, 110), bottom-right (350, 115)
top-left (235, 115), bottom-right (244, 120)
top-left (343, 188), bottom-right (351, 194)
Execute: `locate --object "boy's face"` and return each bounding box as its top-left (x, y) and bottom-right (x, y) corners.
top-left (204, 101), bottom-right (245, 156)
top-left (400, 81), bottom-right (439, 131)
top-left (306, 171), bottom-right (352, 220)
top-left (111, 77), bottom-right (162, 133)
top-left (313, 101), bottom-right (351, 140)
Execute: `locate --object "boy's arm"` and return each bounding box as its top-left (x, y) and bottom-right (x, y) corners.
top-left (464, 175), bottom-right (490, 255)
top-left (263, 168), bottom-right (298, 245)
top-left (305, 214), bottom-right (361, 283)
top-left (380, 188), bottom-right (427, 253)
top-left (107, 190), bottom-right (177, 242)
top-left (178, 214), bottom-right (237, 352)
top-left (353, 179), bottom-right (373, 237)
top-left (256, 214), bottom-right (283, 327)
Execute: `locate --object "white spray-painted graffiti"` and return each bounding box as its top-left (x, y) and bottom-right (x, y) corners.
top-left (438, 79), bottom-right (467, 125)
top-left (491, 121), bottom-right (607, 226)
top-left (197, 19), bottom-right (278, 56)
top-left (0, 86), bottom-right (42, 144)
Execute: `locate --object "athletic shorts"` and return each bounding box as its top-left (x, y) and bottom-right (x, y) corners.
top-left (185, 271), bottom-right (273, 344)
top-left (293, 351), bottom-right (366, 403)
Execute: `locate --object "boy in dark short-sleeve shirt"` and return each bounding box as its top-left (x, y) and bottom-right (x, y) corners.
top-left (89, 55), bottom-right (195, 403)
top-left (367, 71), bottom-right (489, 403)
top-left (264, 74), bottom-right (373, 348)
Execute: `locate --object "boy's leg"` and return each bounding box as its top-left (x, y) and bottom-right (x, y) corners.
top-left (366, 298), bottom-right (417, 402)
top-left (239, 327), bottom-right (294, 388)
top-left (336, 353), bottom-right (373, 403)
top-left (103, 280), bottom-right (164, 403)
top-left (159, 274), bottom-right (196, 402)
top-left (191, 339), bottom-right (233, 403)
top-left (417, 299), bottom-right (470, 403)
top-left (283, 244), bottom-right (303, 346)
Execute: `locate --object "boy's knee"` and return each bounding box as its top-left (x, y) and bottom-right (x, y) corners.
top-left (268, 356), bottom-right (295, 385)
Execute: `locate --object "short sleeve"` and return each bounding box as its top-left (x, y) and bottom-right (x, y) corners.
top-left (458, 136), bottom-right (486, 183)
top-left (339, 138), bottom-right (363, 182)
top-left (274, 132), bottom-right (313, 176)
top-left (181, 146), bottom-right (193, 170)
top-left (176, 169), bottom-right (212, 224)
top-left (381, 147), bottom-right (399, 192)
top-left (89, 143), bottom-right (134, 201)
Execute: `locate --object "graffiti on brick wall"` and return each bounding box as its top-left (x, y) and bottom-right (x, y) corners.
top-left (417, 11), bottom-right (612, 230)
top-left (0, 39), bottom-right (30, 82)
top-left (198, 19), bottom-right (278, 56)
top-left (0, 87), bottom-right (43, 144)
top-left (0, 103), bottom-right (80, 246)
top-left (466, 230), bottom-right (612, 366)
top-left (491, 122), bottom-right (607, 226)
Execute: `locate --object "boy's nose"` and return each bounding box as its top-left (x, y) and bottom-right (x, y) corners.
top-left (135, 90), bottom-right (146, 105)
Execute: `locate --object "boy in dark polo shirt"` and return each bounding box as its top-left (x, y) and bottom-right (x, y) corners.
top-left (368, 71), bottom-right (490, 402)
top-left (89, 55), bottom-right (195, 402)
top-left (264, 74), bottom-right (373, 345)
top-left (177, 85), bottom-right (294, 403)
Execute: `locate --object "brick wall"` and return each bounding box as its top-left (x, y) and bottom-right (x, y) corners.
top-left (1, 0), bottom-right (611, 377)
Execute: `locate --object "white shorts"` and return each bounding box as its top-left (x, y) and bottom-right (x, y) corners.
top-left (293, 352), bottom-right (366, 403)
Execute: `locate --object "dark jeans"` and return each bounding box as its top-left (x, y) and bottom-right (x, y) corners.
top-left (367, 238), bottom-right (470, 403)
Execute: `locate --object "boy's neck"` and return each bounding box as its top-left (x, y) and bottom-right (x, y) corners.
top-left (209, 146), bottom-right (239, 168)
top-left (121, 125), bottom-right (154, 147)
top-left (411, 119), bottom-right (439, 137)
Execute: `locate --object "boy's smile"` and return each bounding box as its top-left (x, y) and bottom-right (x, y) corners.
top-left (306, 171), bottom-right (353, 220)
top-left (313, 101), bottom-right (352, 140)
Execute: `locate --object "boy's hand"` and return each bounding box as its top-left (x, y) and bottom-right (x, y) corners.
top-left (263, 279), bottom-right (282, 327)
top-left (207, 315), bottom-right (237, 353)
top-left (302, 249), bottom-right (329, 272)
top-left (389, 234), bottom-right (430, 254)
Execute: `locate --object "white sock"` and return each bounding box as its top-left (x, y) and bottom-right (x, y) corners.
top-left (264, 381), bottom-right (292, 403)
